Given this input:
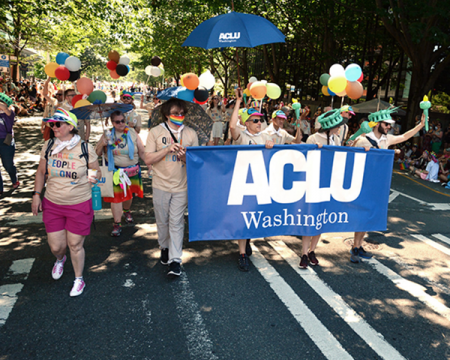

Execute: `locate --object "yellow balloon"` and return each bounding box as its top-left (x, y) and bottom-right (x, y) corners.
top-left (243, 88), bottom-right (251, 96)
top-left (328, 76), bottom-right (347, 93)
top-left (74, 99), bottom-right (91, 108)
top-left (322, 86), bottom-right (330, 96)
top-left (45, 62), bottom-right (59, 78)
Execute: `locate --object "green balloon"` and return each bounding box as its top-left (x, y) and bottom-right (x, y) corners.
top-left (87, 90), bottom-right (107, 104)
top-left (320, 73), bottom-right (330, 86)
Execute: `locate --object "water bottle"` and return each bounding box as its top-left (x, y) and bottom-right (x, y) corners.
top-left (92, 183), bottom-right (102, 211)
top-left (105, 129), bottom-right (113, 145)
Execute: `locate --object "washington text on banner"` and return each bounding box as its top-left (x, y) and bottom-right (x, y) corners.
top-left (186, 144), bottom-right (394, 241)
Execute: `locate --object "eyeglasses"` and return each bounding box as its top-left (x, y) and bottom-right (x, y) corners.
top-left (56, 93), bottom-right (63, 96)
top-left (251, 119), bottom-right (263, 123)
top-left (213, 98), bottom-right (218, 100)
top-left (66, 93), bottom-right (75, 97)
top-left (113, 119), bottom-right (125, 124)
top-left (49, 122), bottom-right (65, 128)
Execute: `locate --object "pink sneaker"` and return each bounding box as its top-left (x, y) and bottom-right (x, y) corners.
top-left (70, 278), bottom-right (85, 297)
top-left (52, 255), bottom-right (66, 280)
top-left (13, 181), bottom-right (20, 189)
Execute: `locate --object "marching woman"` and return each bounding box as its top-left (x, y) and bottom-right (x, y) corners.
top-left (300, 109), bottom-right (348, 268)
top-left (206, 95), bottom-right (225, 145)
top-left (95, 110), bottom-right (146, 237)
top-left (32, 108), bottom-right (101, 297)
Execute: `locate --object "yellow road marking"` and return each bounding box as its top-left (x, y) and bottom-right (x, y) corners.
top-left (393, 170), bottom-right (450, 198)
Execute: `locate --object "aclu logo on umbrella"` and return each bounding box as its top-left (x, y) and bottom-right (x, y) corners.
top-left (219, 32), bottom-right (241, 43)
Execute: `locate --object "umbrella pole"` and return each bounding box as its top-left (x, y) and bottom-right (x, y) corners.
top-left (235, 49), bottom-right (241, 88)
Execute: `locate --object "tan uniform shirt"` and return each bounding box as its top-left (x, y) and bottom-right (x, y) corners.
top-left (354, 133), bottom-right (395, 149)
top-left (306, 132), bottom-right (341, 146)
top-left (262, 124), bottom-right (295, 144)
top-left (101, 128), bottom-right (139, 167)
top-left (234, 130), bottom-right (271, 145)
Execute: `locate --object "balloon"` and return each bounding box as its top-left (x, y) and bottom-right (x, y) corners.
top-left (328, 87), bottom-right (336, 96)
top-left (177, 88), bottom-right (195, 102)
top-left (110, 70), bottom-right (120, 79)
top-left (357, 72), bottom-right (364, 83)
top-left (193, 98), bottom-right (208, 105)
top-left (336, 89), bottom-right (347, 97)
top-left (180, 74), bottom-right (185, 87)
top-left (116, 64), bottom-right (129, 76)
top-left (106, 61), bottom-right (117, 71)
top-left (183, 73), bottom-right (199, 90)
top-left (119, 55), bottom-right (130, 65)
top-left (68, 70), bottom-right (80, 82)
top-left (243, 88), bottom-right (251, 96)
top-left (87, 90), bottom-right (107, 104)
top-left (56, 52), bottom-right (70, 66)
top-left (194, 87), bottom-right (209, 102)
top-left (346, 81), bottom-right (364, 100)
top-left (291, 102), bottom-right (301, 110)
top-left (319, 73), bottom-right (330, 86)
top-left (249, 76), bottom-right (257, 83)
top-left (65, 56), bottom-right (81, 72)
top-left (328, 76), bottom-right (347, 93)
top-left (77, 77), bottom-right (94, 95)
top-left (108, 50), bottom-right (120, 63)
top-left (322, 86), bottom-right (330, 96)
top-left (44, 62), bottom-right (59, 78)
top-left (145, 65), bottom-right (152, 76)
top-left (329, 64), bottom-right (345, 77)
top-left (71, 94), bottom-right (83, 107)
top-left (151, 56), bottom-right (162, 66)
top-left (55, 65), bottom-right (70, 81)
top-left (199, 71), bottom-right (215, 90)
top-left (74, 99), bottom-right (91, 108)
top-left (266, 83), bottom-right (281, 99)
top-left (150, 66), bottom-right (161, 77)
top-left (249, 81), bottom-right (267, 100)
top-left (345, 64), bottom-right (362, 82)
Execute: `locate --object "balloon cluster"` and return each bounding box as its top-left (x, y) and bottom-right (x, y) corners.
top-left (175, 70), bottom-right (215, 105)
top-left (45, 52), bottom-right (81, 82)
top-left (320, 64), bottom-right (364, 100)
top-left (242, 77), bottom-right (281, 101)
top-left (145, 56), bottom-right (165, 77)
top-left (72, 77), bottom-right (107, 108)
top-left (107, 51), bottom-right (130, 79)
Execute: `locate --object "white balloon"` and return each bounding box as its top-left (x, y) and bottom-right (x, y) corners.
top-left (260, 80), bottom-right (268, 84)
top-left (65, 56), bottom-right (81, 72)
top-left (329, 64), bottom-right (345, 77)
top-left (119, 56), bottom-right (130, 65)
top-left (249, 76), bottom-right (257, 83)
top-left (199, 70), bottom-right (215, 90)
top-left (150, 66), bottom-right (161, 77)
top-left (145, 65), bottom-right (152, 76)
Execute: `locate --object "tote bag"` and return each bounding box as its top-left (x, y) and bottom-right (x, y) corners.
top-left (98, 153), bottom-right (114, 198)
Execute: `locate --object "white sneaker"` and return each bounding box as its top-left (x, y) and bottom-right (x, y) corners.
top-left (52, 255), bottom-right (66, 280)
top-left (70, 278), bottom-right (86, 297)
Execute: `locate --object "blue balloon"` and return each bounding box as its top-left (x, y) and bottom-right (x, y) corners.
top-left (125, 65), bottom-right (130, 71)
top-left (345, 64), bottom-right (362, 82)
top-left (177, 88), bottom-right (195, 102)
top-left (56, 52), bottom-right (70, 65)
top-left (328, 87), bottom-right (336, 96)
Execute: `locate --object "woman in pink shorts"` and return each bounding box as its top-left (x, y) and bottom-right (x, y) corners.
top-left (32, 108), bottom-right (101, 297)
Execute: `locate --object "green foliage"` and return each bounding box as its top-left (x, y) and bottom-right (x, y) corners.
top-left (432, 92), bottom-right (450, 114)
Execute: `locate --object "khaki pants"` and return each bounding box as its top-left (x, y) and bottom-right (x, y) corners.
top-left (153, 188), bottom-right (188, 264)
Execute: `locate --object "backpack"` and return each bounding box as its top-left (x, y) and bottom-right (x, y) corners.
top-left (45, 138), bottom-right (89, 176)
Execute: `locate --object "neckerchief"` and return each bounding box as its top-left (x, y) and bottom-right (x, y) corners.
top-left (265, 123), bottom-right (283, 137)
top-left (51, 135), bottom-right (81, 156)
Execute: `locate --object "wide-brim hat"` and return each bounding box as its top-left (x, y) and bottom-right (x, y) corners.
top-left (44, 107), bottom-right (78, 127)
top-left (318, 109), bottom-right (348, 130)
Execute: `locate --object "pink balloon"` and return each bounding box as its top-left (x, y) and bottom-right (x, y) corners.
top-left (77, 77), bottom-right (94, 95)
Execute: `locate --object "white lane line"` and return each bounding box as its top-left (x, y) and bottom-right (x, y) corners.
top-left (390, 189), bottom-right (428, 206)
top-left (367, 258), bottom-right (450, 321)
top-left (170, 268), bottom-right (218, 360)
top-left (432, 233), bottom-right (450, 247)
top-left (7, 258), bottom-right (35, 279)
top-left (411, 234), bottom-right (450, 257)
top-left (251, 245), bottom-right (353, 360)
top-left (389, 191), bottom-right (400, 203)
top-left (0, 284), bottom-right (24, 326)
top-left (268, 241), bottom-right (406, 360)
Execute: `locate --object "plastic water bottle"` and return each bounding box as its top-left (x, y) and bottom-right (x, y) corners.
top-left (105, 129), bottom-right (113, 145)
top-left (92, 183), bottom-right (102, 211)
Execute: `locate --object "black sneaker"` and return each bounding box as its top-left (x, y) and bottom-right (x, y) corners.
top-left (299, 254), bottom-right (309, 269)
top-left (167, 262), bottom-right (181, 276)
top-left (350, 248), bottom-right (360, 263)
top-left (358, 246), bottom-right (373, 259)
top-left (160, 248), bottom-right (169, 265)
top-left (238, 254), bottom-right (249, 272)
top-left (308, 251), bottom-right (319, 266)
top-left (245, 239), bottom-right (252, 256)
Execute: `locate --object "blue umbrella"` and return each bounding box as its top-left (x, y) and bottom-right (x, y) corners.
top-left (157, 87), bottom-right (195, 102)
top-left (71, 103), bottom-right (133, 120)
top-left (182, 11), bottom-right (285, 86)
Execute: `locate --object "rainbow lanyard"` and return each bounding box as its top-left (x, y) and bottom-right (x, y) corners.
top-left (169, 115), bottom-right (185, 127)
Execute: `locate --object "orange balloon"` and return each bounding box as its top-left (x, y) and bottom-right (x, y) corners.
top-left (322, 86), bottom-right (330, 96)
top-left (249, 81), bottom-right (267, 100)
top-left (110, 70), bottom-right (120, 79)
top-left (108, 50), bottom-right (120, 63)
top-left (345, 81), bottom-right (363, 100)
top-left (183, 73), bottom-right (199, 90)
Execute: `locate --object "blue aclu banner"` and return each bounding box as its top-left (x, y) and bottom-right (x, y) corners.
top-left (186, 144), bottom-right (394, 241)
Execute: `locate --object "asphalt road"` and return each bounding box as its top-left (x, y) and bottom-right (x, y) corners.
top-left (1, 106), bottom-right (450, 360)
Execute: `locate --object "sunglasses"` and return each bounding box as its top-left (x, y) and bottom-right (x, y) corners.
top-left (49, 122), bottom-right (65, 128)
top-left (250, 119), bottom-right (263, 123)
top-left (213, 98), bottom-right (218, 100)
top-left (170, 112), bottom-right (185, 116)
top-left (381, 122), bottom-right (392, 127)
top-left (113, 119), bottom-right (125, 124)
top-left (56, 94), bottom-right (63, 96)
